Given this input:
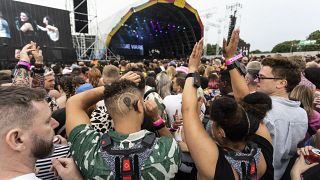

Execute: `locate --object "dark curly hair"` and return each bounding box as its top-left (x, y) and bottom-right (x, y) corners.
top-left (210, 92), bottom-right (272, 142)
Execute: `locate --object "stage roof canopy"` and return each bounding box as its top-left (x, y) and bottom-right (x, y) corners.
top-left (103, 0), bottom-right (203, 59)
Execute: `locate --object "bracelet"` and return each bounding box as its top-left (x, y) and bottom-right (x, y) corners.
top-left (225, 53), bottom-right (243, 65)
top-left (153, 117), bottom-right (165, 127)
top-left (17, 61), bottom-right (31, 70)
top-left (32, 68), bottom-right (45, 74)
top-left (34, 64), bottom-right (44, 68)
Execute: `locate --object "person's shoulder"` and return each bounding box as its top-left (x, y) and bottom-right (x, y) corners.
top-left (69, 124), bottom-right (98, 143)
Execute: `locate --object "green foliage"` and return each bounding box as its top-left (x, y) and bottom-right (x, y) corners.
top-left (251, 49), bottom-right (262, 54)
top-left (271, 30), bottom-right (320, 53)
top-left (307, 30), bottom-right (320, 40)
top-left (205, 44), bottom-right (220, 55)
top-left (271, 40), bottom-right (299, 53)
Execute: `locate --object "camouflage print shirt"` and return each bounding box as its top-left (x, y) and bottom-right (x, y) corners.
top-left (69, 124), bottom-right (181, 180)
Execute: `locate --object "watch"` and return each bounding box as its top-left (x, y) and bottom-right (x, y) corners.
top-left (186, 72), bottom-right (201, 88)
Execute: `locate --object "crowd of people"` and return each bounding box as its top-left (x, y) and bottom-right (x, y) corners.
top-left (1, 29), bottom-right (320, 180)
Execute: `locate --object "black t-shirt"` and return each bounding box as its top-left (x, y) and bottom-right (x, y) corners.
top-left (214, 134), bottom-right (274, 180)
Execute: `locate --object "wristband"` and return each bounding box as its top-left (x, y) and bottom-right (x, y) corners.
top-left (153, 117), bottom-right (165, 127)
top-left (17, 61), bottom-right (31, 70)
top-left (225, 53), bottom-right (243, 65)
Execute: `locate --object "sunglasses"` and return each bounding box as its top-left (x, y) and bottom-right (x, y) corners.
top-left (255, 74), bottom-right (283, 81)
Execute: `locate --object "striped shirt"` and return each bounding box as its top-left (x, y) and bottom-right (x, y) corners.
top-left (35, 144), bottom-right (70, 180)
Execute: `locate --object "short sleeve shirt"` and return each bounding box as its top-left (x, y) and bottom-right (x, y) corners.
top-left (69, 124), bottom-right (181, 179)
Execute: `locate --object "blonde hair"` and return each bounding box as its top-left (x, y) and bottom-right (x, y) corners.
top-left (88, 67), bottom-right (101, 88)
top-left (166, 66), bottom-right (176, 80)
top-left (290, 85), bottom-right (314, 118)
top-left (204, 66), bottom-right (215, 78)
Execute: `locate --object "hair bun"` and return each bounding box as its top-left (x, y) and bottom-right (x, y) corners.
top-left (242, 92), bottom-right (272, 121)
top-left (210, 97), bottom-right (238, 120)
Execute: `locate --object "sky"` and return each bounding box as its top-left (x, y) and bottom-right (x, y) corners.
top-left (14, 0), bottom-right (320, 51)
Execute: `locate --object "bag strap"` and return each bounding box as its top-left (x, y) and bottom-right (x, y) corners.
top-left (101, 133), bottom-right (156, 155)
top-left (144, 88), bottom-right (156, 99)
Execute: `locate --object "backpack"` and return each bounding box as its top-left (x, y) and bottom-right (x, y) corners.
top-left (224, 142), bottom-right (261, 180)
top-left (100, 132), bottom-right (157, 180)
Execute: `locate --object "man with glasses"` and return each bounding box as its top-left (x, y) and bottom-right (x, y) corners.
top-left (225, 29), bottom-right (308, 180)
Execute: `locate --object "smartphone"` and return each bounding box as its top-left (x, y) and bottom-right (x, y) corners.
top-left (304, 148), bottom-right (320, 164)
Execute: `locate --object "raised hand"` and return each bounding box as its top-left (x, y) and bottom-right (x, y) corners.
top-left (188, 38), bottom-right (204, 72)
top-left (19, 43), bottom-right (36, 63)
top-left (144, 100), bottom-right (160, 121)
top-left (30, 41), bottom-right (43, 64)
top-left (120, 71), bottom-right (141, 85)
top-left (223, 28), bottom-right (240, 59)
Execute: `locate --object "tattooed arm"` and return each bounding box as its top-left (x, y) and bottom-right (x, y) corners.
top-left (12, 43), bottom-right (34, 87)
top-left (12, 67), bottom-right (30, 87)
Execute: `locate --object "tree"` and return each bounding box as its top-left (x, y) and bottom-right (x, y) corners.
top-left (307, 30), bottom-right (320, 40)
top-left (271, 40), bottom-right (299, 53)
top-left (251, 49), bottom-right (262, 54)
top-left (205, 44), bottom-right (220, 55)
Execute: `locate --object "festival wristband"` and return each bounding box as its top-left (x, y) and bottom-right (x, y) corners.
top-left (17, 61), bottom-right (31, 70)
top-left (225, 53), bottom-right (243, 65)
top-left (153, 117), bottom-right (165, 127)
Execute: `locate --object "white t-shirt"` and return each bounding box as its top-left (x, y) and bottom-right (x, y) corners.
top-left (12, 173), bottom-right (41, 180)
top-left (163, 94), bottom-right (182, 125)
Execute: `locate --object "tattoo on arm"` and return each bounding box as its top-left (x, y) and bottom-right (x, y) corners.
top-left (12, 68), bottom-right (30, 87)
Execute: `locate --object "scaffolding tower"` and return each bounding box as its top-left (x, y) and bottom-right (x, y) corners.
top-left (65, 0), bottom-right (119, 61)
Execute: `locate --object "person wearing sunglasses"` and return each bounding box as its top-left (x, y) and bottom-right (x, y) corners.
top-left (224, 29), bottom-right (308, 180)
